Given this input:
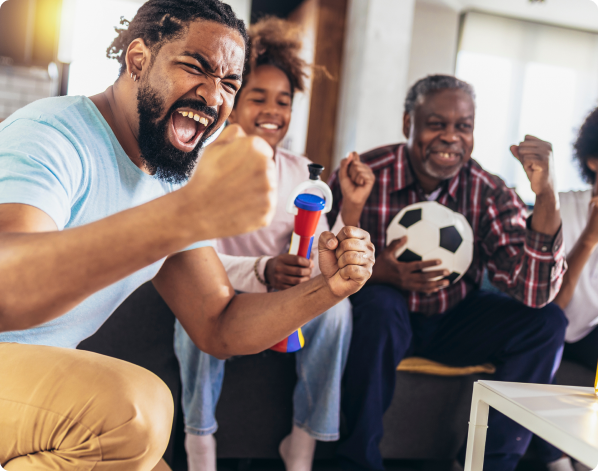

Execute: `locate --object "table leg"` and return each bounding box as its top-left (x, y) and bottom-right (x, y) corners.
top-left (464, 382), bottom-right (490, 471)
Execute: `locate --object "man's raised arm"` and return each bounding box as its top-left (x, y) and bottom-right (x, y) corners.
top-left (0, 125), bottom-right (277, 333)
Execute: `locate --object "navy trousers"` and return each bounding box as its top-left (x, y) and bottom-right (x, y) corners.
top-left (337, 285), bottom-right (567, 471)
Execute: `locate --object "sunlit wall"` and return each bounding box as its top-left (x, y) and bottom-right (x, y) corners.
top-left (60, 0), bottom-right (140, 97)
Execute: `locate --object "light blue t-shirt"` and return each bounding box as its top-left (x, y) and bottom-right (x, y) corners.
top-left (0, 96), bottom-right (211, 348)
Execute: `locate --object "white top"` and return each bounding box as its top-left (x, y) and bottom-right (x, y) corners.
top-left (560, 189), bottom-right (598, 342)
top-left (217, 147), bottom-right (344, 293)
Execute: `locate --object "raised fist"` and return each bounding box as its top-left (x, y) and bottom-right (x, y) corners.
top-left (317, 226), bottom-right (375, 298)
top-left (510, 135), bottom-right (555, 197)
top-left (182, 124), bottom-right (278, 240)
top-left (338, 152), bottom-right (375, 227)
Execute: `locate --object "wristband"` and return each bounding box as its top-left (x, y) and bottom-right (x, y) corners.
top-left (254, 255), bottom-right (269, 286)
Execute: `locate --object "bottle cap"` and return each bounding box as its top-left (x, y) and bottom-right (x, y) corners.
top-left (308, 164), bottom-right (324, 180)
top-left (295, 194), bottom-right (325, 211)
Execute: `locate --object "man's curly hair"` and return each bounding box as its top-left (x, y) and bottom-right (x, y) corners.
top-left (574, 107), bottom-right (598, 185)
top-left (106, 0), bottom-right (248, 76)
top-left (239, 16), bottom-right (310, 100)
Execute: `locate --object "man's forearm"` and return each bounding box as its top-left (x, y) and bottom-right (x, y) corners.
top-left (0, 191), bottom-right (196, 333)
top-left (341, 202), bottom-right (364, 227)
top-left (192, 275), bottom-right (343, 358)
top-left (531, 192), bottom-right (561, 236)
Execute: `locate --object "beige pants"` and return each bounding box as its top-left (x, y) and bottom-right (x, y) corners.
top-left (0, 343), bottom-right (174, 470)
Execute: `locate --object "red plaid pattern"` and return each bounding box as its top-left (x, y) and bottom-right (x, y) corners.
top-left (328, 143), bottom-right (565, 314)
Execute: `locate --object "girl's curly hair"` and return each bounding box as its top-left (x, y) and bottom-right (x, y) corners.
top-left (106, 0), bottom-right (248, 76)
top-left (241, 16), bottom-right (311, 99)
top-left (574, 107), bottom-right (598, 185)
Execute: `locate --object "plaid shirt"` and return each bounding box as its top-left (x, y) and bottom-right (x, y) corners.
top-left (328, 143), bottom-right (565, 315)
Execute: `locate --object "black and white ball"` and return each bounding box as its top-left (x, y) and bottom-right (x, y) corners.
top-left (386, 201), bottom-right (474, 283)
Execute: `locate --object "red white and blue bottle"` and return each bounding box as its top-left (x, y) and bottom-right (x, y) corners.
top-left (270, 164), bottom-right (333, 353)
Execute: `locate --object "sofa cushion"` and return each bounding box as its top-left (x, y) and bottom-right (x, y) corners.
top-left (397, 357), bottom-right (496, 376)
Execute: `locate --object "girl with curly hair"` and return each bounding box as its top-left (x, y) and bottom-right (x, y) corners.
top-left (528, 107), bottom-right (598, 471)
top-left (553, 107), bottom-right (598, 362)
top-left (174, 16), bottom-right (374, 471)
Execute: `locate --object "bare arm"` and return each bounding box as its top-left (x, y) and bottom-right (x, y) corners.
top-left (0, 125), bottom-right (277, 333)
top-left (153, 227), bottom-right (375, 359)
top-left (0, 199), bottom-right (192, 332)
top-left (554, 195), bottom-right (598, 309)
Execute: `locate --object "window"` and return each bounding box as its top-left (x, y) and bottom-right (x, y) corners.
top-left (61, 0), bottom-right (141, 97)
top-left (456, 11), bottom-right (598, 202)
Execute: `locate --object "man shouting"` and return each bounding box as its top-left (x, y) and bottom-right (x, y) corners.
top-left (0, 1), bottom-right (374, 470)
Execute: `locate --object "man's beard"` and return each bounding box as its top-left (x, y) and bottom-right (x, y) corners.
top-left (136, 82), bottom-right (219, 184)
top-left (422, 158), bottom-right (463, 181)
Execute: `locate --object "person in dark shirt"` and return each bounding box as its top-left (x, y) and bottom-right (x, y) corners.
top-left (327, 75), bottom-right (567, 471)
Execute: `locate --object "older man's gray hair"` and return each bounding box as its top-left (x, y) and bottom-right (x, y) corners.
top-left (404, 75), bottom-right (476, 115)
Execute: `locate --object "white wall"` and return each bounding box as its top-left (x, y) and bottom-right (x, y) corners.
top-left (0, 65), bottom-right (58, 119)
top-left (223, 0), bottom-right (251, 26)
top-left (333, 0), bottom-right (416, 168)
top-left (281, 0), bottom-right (317, 155)
top-left (407, 0), bottom-right (460, 88)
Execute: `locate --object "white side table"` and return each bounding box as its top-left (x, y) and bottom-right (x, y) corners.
top-left (464, 380), bottom-right (598, 471)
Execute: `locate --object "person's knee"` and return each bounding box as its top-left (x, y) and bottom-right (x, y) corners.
top-left (319, 298), bottom-right (352, 332)
top-left (135, 371), bottom-right (174, 452)
top-left (540, 302), bottom-right (568, 340)
top-left (352, 285), bottom-right (409, 329)
top-left (124, 371), bottom-right (173, 456)
top-left (529, 302), bottom-right (568, 349)
top-left (96, 361), bottom-right (174, 467)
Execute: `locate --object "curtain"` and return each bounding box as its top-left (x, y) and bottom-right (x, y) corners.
top-left (456, 11), bottom-right (598, 202)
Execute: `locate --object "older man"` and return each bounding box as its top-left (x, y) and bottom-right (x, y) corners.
top-left (328, 75), bottom-right (566, 471)
top-left (0, 1), bottom-right (374, 469)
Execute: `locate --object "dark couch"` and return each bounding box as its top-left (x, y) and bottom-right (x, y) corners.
top-left (77, 282), bottom-right (594, 469)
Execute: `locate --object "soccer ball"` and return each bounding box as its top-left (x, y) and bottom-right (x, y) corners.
top-left (386, 201), bottom-right (474, 283)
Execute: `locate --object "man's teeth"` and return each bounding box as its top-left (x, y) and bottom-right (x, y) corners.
top-left (439, 152), bottom-right (456, 160)
top-left (177, 111), bottom-right (209, 126)
top-left (259, 123), bottom-right (279, 130)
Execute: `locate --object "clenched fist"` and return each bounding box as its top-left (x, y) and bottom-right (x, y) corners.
top-left (338, 152), bottom-right (375, 226)
top-left (510, 134), bottom-right (561, 236)
top-left (510, 135), bottom-right (556, 197)
top-left (318, 226), bottom-right (375, 298)
top-left (181, 124), bottom-right (277, 240)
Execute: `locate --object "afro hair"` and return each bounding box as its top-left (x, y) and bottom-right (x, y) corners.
top-left (574, 107), bottom-right (598, 185)
top-left (242, 16), bottom-right (310, 98)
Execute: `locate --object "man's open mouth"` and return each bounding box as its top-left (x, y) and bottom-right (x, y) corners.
top-left (169, 109), bottom-right (214, 152)
top-left (429, 151), bottom-right (462, 166)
